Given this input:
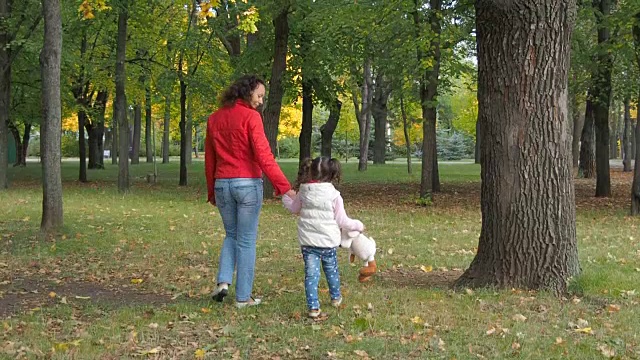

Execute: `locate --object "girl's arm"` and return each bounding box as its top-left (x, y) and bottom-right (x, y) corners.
top-left (282, 193), bottom-right (302, 214)
top-left (334, 195), bottom-right (364, 231)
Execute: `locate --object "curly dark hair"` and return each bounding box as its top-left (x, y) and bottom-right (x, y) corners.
top-left (293, 157), bottom-right (342, 191)
top-left (219, 75), bottom-right (266, 107)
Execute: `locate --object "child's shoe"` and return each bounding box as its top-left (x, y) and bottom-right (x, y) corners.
top-left (211, 283), bottom-right (228, 302)
top-left (331, 297), bottom-right (343, 308)
top-left (308, 309), bottom-right (321, 318)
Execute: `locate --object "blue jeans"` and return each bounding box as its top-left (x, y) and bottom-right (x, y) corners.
top-left (301, 246), bottom-right (341, 310)
top-left (214, 178), bottom-right (263, 302)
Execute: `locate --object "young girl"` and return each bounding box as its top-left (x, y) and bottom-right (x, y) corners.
top-left (282, 157), bottom-right (365, 318)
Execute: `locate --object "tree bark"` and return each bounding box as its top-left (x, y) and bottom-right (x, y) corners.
top-left (299, 78), bottom-right (313, 162)
top-left (593, 0), bottom-right (613, 197)
top-left (400, 94), bottom-right (412, 174)
top-left (131, 103), bottom-right (141, 164)
top-left (609, 103), bottom-right (618, 159)
top-left (320, 99), bottom-right (342, 158)
top-left (145, 86), bottom-right (152, 163)
top-left (623, 98), bottom-right (632, 172)
top-left (111, 112), bottom-right (118, 165)
top-left (8, 121), bottom-right (29, 167)
top-left (163, 95), bottom-right (170, 163)
top-left (372, 73), bottom-right (390, 165)
top-left (0, 0), bottom-right (10, 189)
top-left (579, 97), bottom-right (596, 178)
top-left (88, 89), bottom-right (107, 169)
top-left (115, 3), bottom-right (129, 192)
top-left (474, 118), bottom-right (481, 164)
top-left (262, 8), bottom-right (289, 198)
top-left (40, 0), bottom-right (63, 232)
top-left (455, 0), bottom-right (579, 294)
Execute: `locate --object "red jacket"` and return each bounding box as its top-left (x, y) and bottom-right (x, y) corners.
top-left (205, 100), bottom-right (291, 203)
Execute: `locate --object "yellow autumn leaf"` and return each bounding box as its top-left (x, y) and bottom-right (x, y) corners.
top-left (54, 342), bottom-right (69, 351)
top-left (140, 347), bottom-right (162, 355)
top-left (131, 278), bottom-right (144, 284)
top-left (195, 348), bottom-right (206, 359)
top-left (49, 291), bottom-right (57, 298)
top-left (575, 327), bottom-right (593, 334)
top-left (201, 308), bottom-right (211, 313)
top-left (410, 316), bottom-right (423, 324)
top-left (420, 265), bottom-right (433, 272)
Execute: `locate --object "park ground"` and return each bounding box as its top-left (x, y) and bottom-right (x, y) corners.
top-left (0, 160), bottom-right (639, 359)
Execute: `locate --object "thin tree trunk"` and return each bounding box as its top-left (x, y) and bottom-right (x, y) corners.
top-left (20, 123), bottom-right (30, 166)
top-left (593, 0), bottom-right (613, 197)
top-left (609, 103), bottom-right (618, 159)
top-left (0, 0), bottom-right (10, 190)
top-left (372, 73), bottom-right (390, 165)
top-left (186, 90), bottom-right (193, 165)
top-left (40, 0), bottom-right (63, 232)
top-left (320, 99), bottom-right (341, 158)
top-left (78, 110), bottom-right (87, 181)
top-left (111, 113), bottom-right (117, 164)
top-left (571, 94), bottom-right (584, 174)
top-left (115, 3), bottom-right (129, 192)
top-left (178, 79), bottom-right (187, 186)
top-left (131, 102), bottom-right (141, 164)
top-left (262, 8), bottom-right (289, 198)
top-left (455, 0), bottom-right (579, 293)
top-left (299, 78), bottom-right (313, 162)
top-left (623, 98), bottom-right (632, 172)
top-left (145, 86), bottom-right (152, 163)
top-left (8, 123), bottom-right (21, 166)
top-left (400, 94), bottom-right (412, 174)
top-left (579, 97), bottom-right (596, 178)
top-left (356, 59), bottom-right (372, 172)
top-left (93, 90), bottom-right (107, 169)
top-left (163, 95), bottom-right (170, 163)
top-left (631, 15), bottom-right (640, 215)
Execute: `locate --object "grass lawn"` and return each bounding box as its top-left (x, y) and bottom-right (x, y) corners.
top-left (1, 160), bottom-right (639, 359)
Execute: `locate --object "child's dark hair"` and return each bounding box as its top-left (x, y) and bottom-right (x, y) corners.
top-left (219, 74), bottom-right (265, 107)
top-left (293, 156), bottom-right (341, 190)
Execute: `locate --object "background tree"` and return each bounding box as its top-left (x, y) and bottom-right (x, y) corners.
top-left (456, 0), bottom-right (579, 293)
top-left (40, 0), bottom-right (63, 232)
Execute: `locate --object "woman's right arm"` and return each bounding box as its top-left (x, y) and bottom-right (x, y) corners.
top-left (247, 113), bottom-right (291, 195)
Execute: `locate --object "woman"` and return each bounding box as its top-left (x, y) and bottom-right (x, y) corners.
top-left (205, 75), bottom-right (294, 308)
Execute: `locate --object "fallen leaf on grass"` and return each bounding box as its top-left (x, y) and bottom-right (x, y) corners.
top-left (420, 265), bottom-right (433, 272)
top-left (131, 278), bottom-right (144, 284)
top-left (139, 347), bottom-right (162, 355)
top-left (74, 296), bottom-right (91, 300)
top-left (512, 314), bottom-right (527, 322)
top-left (597, 344), bottom-right (616, 358)
top-left (48, 291), bottom-right (56, 298)
top-left (607, 304), bottom-right (621, 312)
top-left (574, 327), bottom-right (593, 334)
top-left (353, 350), bottom-right (369, 358)
top-left (194, 348), bottom-right (206, 359)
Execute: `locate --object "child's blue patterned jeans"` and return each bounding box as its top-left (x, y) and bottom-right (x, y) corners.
top-left (301, 246), bottom-right (341, 310)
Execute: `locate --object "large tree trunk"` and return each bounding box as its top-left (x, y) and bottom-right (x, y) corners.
top-left (40, 0), bottom-right (63, 232)
top-left (78, 110), bottom-right (87, 181)
top-left (299, 78), bottom-right (313, 162)
top-left (145, 86), bottom-right (152, 163)
top-left (262, 8), bottom-right (289, 198)
top-left (0, 0), bottom-right (10, 190)
top-left (579, 97), bottom-right (596, 178)
top-left (623, 98), bottom-right (632, 172)
top-left (593, 0), bottom-right (613, 197)
top-left (400, 94), bottom-right (412, 174)
top-left (115, 4), bottom-right (129, 193)
top-left (163, 95), bottom-right (170, 163)
top-left (320, 99), bottom-right (342, 158)
top-left (372, 73), bottom-right (390, 165)
top-left (178, 79), bottom-right (187, 185)
top-left (88, 90), bottom-right (107, 169)
top-left (8, 122), bottom-right (29, 167)
top-left (131, 103), bottom-right (141, 164)
top-left (455, 0), bottom-right (579, 294)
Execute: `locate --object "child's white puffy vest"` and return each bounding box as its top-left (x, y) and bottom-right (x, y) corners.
top-left (297, 182), bottom-right (341, 248)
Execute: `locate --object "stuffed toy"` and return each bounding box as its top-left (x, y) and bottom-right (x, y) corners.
top-left (340, 230), bottom-right (377, 282)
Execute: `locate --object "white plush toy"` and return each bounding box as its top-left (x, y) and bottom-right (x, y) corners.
top-left (340, 230), bottom-right (377, 282)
